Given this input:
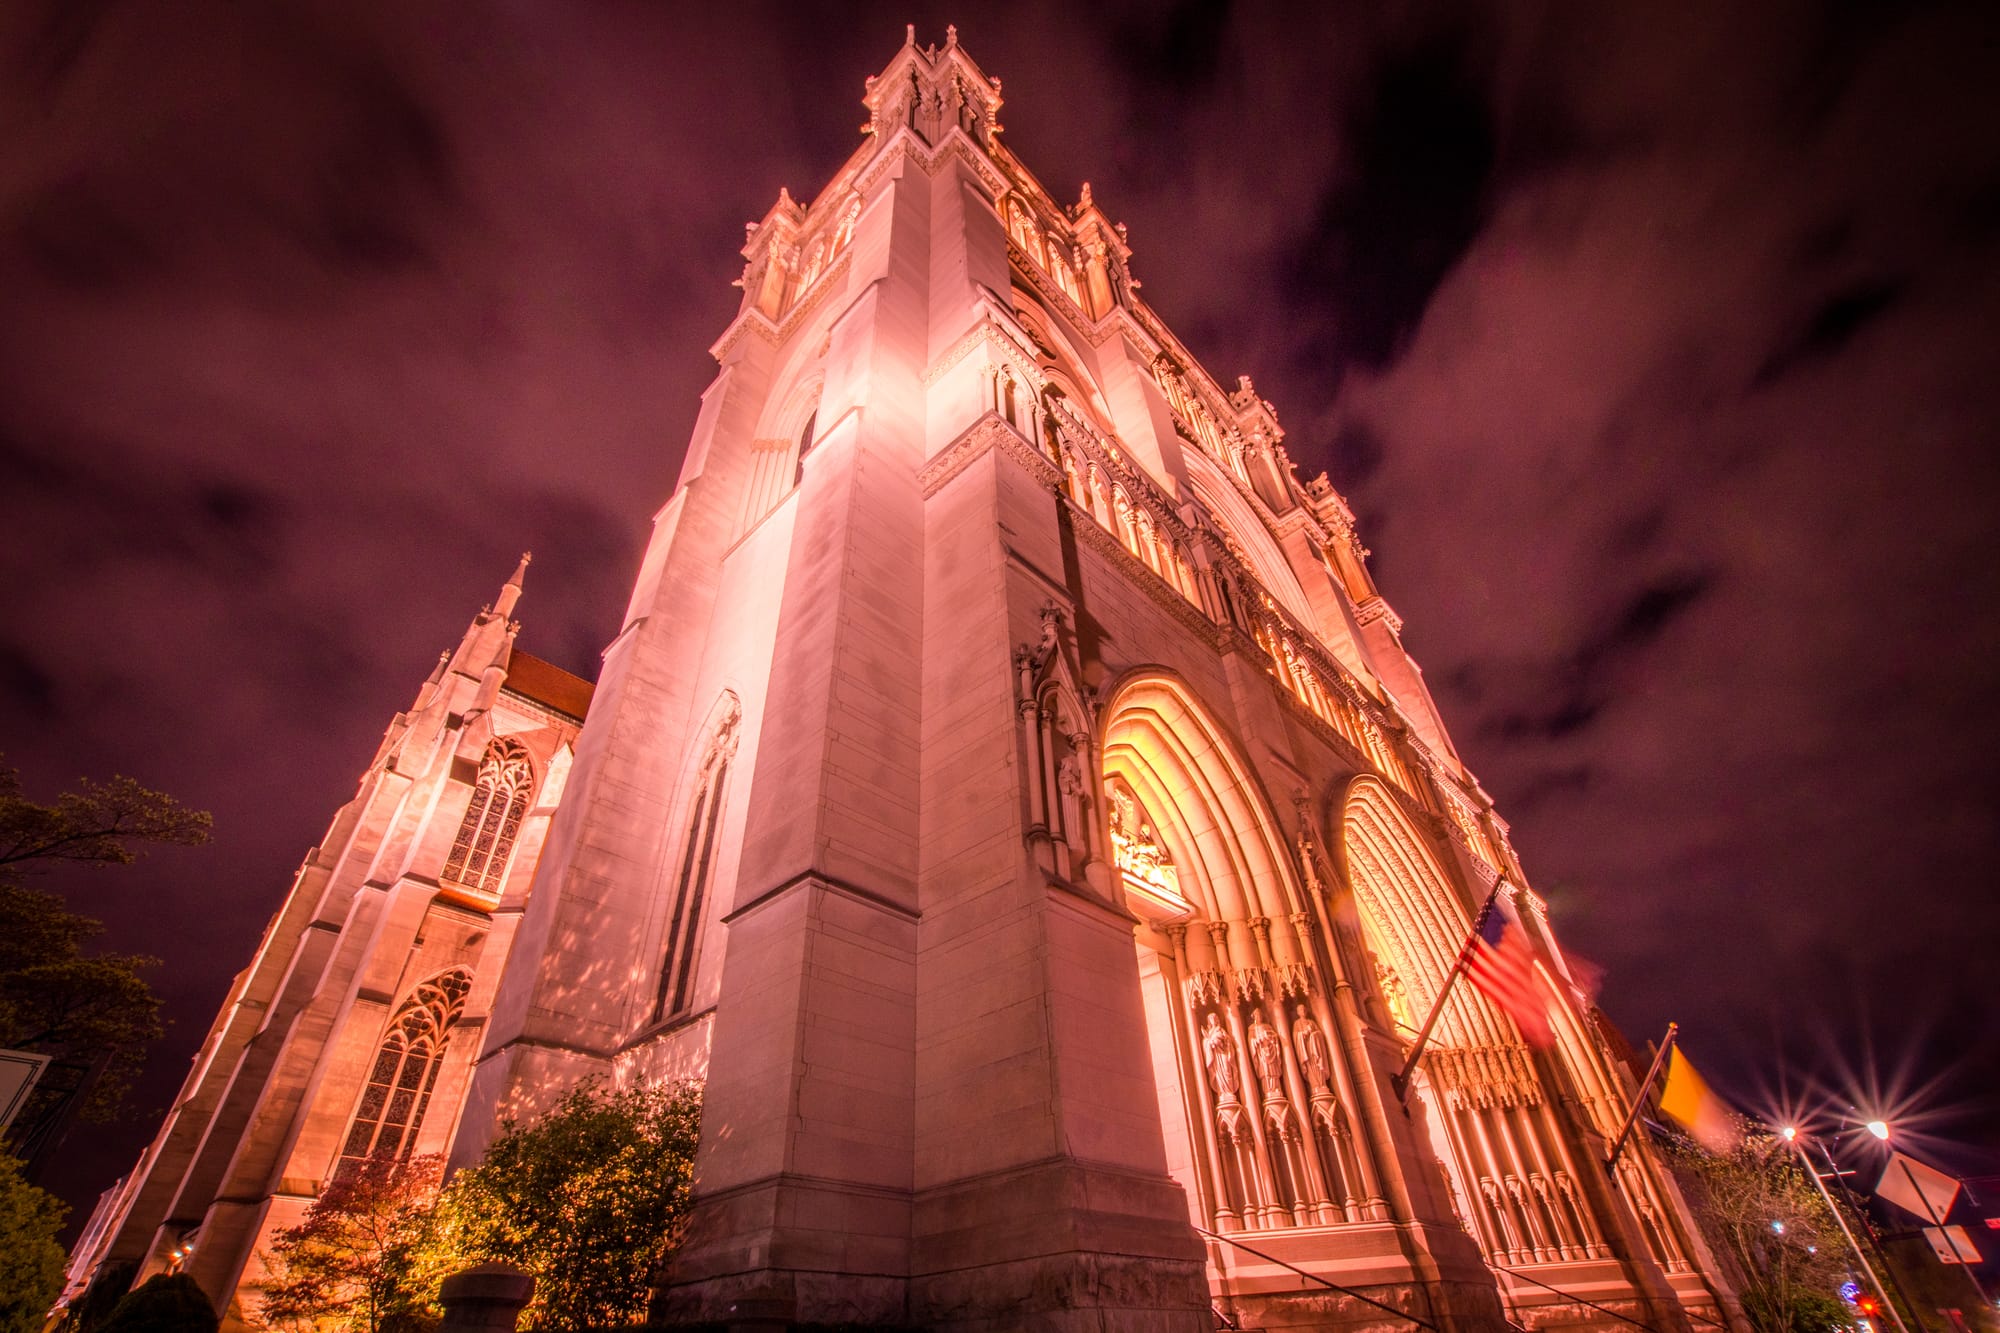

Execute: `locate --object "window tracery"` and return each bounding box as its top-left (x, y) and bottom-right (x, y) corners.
top-left (338, 969), bottom-right (471, 1171)
top-left (739, 385), bottom-right (822, 536)
top-left (443, 740), bottom-right (533, 897)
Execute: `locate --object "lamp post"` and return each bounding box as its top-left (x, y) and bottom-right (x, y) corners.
top-left (1783, 1126), bottom-right (1918, 1333)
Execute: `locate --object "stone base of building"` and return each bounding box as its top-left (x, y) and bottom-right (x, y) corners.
top-left (655, 1158), bottom-right (1212, 1331)
top-left (1222, 1279), bottom-right (1512, 1332)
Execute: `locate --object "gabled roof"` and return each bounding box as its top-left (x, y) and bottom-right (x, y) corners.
top-left (502, 649), bottom-right (593, 721)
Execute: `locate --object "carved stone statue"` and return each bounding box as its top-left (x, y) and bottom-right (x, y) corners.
top-left (1292, 1006), bottom-right (1331, 1094)
top-left (1201, 1012), bottom-right (1239, 1102)
top-left (1247, 1008), bottom-right (1284, 1100)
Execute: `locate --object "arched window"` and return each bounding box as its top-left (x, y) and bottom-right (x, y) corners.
top-left (339, 970), bottom-right (471, 1170)
top-left (443, 740), bottom-right (533, 895)
top-left (654, 700), bottom-right (741, 1021)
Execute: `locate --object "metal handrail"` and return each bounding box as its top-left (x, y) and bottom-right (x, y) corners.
top-left (1194, 1224), bottom-right (1440, 1330)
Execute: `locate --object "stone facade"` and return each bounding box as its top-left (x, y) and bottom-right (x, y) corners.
top-left (70, 29), bottom-right (1742, 1333)
top-left (62, 557), bottom-right (590, 1319)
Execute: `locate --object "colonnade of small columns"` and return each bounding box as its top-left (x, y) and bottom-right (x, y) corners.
top-left (1153, 914), bottom-right (1390, 1234)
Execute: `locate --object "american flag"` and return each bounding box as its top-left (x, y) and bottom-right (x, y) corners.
top-left (1464, 892), bottom-right (1554, 1048)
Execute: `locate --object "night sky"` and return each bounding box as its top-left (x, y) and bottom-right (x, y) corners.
top-left (5, 2), bottom-right (1998, 1230)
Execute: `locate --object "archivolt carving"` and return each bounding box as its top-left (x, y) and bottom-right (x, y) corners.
top-left (1104, 676), bottom-right (1383, 1233)
top-left (1339, 776), bottom-right (1612, 1266)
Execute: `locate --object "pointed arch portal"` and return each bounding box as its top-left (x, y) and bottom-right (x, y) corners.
top-left (1100, 674), bottom-right (1379, 1235)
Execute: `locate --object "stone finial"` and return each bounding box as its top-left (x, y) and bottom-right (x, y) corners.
top-left (494, 551), bottom-right (531, 619)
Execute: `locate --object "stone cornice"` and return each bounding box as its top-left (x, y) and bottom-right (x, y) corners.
top-left (1063, 496), bottom-right (1226, 647)
top-left (923, 315), bottom-right (1039, 388)
top-left (1352, 596), bottom-right (1403, 636)
top-left (710, 248), bottom-right (856, 362)
top-left (920, 411), bottom-right (1060, 498)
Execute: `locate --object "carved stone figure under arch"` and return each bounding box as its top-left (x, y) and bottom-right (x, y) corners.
top-left (1100, 673), bottom-right (1382, 1235)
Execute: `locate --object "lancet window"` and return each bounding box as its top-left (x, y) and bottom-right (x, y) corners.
top-left (338, 970), bottom-right (471, 1171)
top-left (654, 699), bottom-right (740, 1022)
top-left (739, 388), bottom-right (821, 536)
top-left (793, 407), bottom-right (819, 488)
top-left (442, 740), bottom-right (533, 896)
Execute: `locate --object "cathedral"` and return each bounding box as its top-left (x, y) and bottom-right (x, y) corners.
top-left (67, 30), bottom-right (1740, 1333)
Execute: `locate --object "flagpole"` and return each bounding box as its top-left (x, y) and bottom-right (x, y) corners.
top-left (1391, 882), bottom-right (1502, 1105)
top-left (1603, 1022), bottom-right (1676, 1173)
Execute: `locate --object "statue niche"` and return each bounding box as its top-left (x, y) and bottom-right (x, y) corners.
top-left (1013, 603), bottom-right (1110, 899)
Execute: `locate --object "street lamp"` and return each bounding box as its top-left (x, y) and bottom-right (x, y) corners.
top-left (1780, 1126), bottom-right (1916, 1333)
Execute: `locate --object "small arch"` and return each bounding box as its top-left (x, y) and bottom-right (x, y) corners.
top-left (1337, 776), bottom-right (1504, 1048)
top-left (1099, 672), bottom-right (1300, 925)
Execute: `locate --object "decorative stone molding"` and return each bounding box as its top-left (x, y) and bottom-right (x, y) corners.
top-left (919, 411), bottom-right (1059, 498)
top-left (1352, 596), bottom-right (1403, 636)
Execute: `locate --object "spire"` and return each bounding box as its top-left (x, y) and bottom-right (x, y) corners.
top-left (494, 552), bottom-right (531, 619)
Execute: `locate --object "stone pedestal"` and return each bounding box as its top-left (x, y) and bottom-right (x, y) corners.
top-left (439, 1262), bottom-right (535, 1333)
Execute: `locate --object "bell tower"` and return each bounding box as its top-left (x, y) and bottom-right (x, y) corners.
top-left (463, 25), bottom-right (1741, 1331)
top-left (459, 27), bottom-right (1212, 1329)
top-left (72, 26), bottom-right (1741, 1333)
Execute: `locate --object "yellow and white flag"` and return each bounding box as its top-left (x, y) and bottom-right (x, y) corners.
top-left (1657, 1046), bottom-right (1740, 1153)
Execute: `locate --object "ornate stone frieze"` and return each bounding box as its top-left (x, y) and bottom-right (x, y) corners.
top-left (1428, 1042), bottom-right (1543, 1111)
top-left (1063, 499), bottom-right (1230, 646)
top-left (1352, 595), bottom-right (1403, 636)
top-left (919, 411), bottom-right (1059, 498)
top-left (1182, 969), bottom-right (1226, 1010)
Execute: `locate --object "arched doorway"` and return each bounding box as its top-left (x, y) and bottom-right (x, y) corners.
top-left (1338, 777), bottom-right (1612, 1268)
top-left (1100, 674), bottom-right (1380, 1234)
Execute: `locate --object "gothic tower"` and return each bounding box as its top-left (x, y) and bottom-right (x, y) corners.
top-left (458, 29), bottom-right (1733, 1333)
top-left (70, 29), bottom-right (1740, 1333)
top-left (61, 560), bottom-right (592, 1317)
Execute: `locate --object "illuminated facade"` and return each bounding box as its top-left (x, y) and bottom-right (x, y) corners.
top-left (61, 560), bottom-right (592, 1318)
top-left (75, 30), bottom-right (1741, 1332)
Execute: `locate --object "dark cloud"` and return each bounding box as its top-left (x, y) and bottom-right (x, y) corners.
top-left (5, 0), bottom-right (2000, 1227)
top-left (1751, 275), bottom-right (1907, 386)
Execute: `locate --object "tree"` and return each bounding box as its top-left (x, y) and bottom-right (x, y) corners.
top-left (1658, 1131), bottom-right (1851, 1333)
top-left (259, 1155), bottom-right (443, 1333)
top-left (96, 1274), bottom-right (218, 1333)
top-left (0, 762), bottom-right (210, 1137)
top-left (416, 1080), bottom-right (701, 1331)
top-left (0, 1151), bottom-right (68, 1333)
